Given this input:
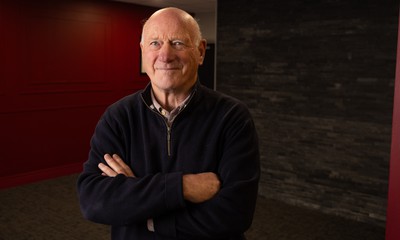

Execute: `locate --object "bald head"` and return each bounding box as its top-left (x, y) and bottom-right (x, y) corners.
top-left (142, 7), bottom-right (203, 46)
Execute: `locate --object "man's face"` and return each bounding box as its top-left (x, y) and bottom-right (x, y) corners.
top-left (140, 14), bottom-right (205, 94)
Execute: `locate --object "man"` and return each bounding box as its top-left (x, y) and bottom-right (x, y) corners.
top-left (77, 7), bottom-right (260, 240)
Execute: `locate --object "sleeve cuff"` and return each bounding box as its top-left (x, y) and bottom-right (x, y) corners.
top-left (165, 172), bottom-right (185, 210)
top-left (154, 214), bottom-right (176, 238)
top-left (153, 172), bottom-right (185, 237)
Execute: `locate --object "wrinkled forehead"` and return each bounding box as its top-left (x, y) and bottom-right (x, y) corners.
top-left (144, 26), bottom-right (191, 42)
top-left (142, 12), bottom-right (195, 42)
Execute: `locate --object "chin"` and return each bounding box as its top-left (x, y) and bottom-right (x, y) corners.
top-left (155, 75), bottom-right (180, 84)
top-left (152, 80), bottom-right (177, 91)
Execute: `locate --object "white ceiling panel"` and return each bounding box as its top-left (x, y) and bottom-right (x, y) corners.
top-left (113, 0), bottom-right (217, 14)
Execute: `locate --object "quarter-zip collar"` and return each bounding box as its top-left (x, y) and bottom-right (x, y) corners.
top-left (150, 89), bottom-right (191, 127)
top-left (140, 81), bottom-right (200, 114)
top-left (140, 81), bottom-right (200, 157)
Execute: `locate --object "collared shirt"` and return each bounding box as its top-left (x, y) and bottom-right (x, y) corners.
top-left (150, 89), bottom-right (191, 127)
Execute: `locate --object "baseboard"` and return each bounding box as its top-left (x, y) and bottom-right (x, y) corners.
top-left (0, 162), bottom-right (83, 189)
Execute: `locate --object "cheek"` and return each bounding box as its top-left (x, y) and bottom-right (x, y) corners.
top-left (187, 56), bottom-right (202, 71)
top-left (182, 53), bottom-right (199, 66)
top-left (142, 53), bottom-right (156, 69)
top-left (142, 52), bottom-right (153, 62)
top-left (191, 51), bottom-right (203, 64)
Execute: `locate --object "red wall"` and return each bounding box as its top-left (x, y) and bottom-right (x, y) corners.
top-left (0, 1), bottom-right (157, 188)
top-left (386, 8), bottom-right (400, 240)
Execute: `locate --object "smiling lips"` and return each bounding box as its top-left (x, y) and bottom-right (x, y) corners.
top-left (155, 65), bottom-right (181, 71)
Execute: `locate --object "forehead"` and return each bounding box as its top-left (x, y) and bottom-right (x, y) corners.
top-left (143, 13), bottom-right (193, 41)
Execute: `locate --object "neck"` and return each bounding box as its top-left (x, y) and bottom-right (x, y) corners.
top-left (151, 87), bottom-right (191, 111)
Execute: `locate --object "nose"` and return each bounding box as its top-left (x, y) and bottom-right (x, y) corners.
top-left (158, 43), bottom-right (175, 62)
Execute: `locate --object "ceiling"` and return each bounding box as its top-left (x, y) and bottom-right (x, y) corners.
top-left (113, 0), bottom-right (217, 14)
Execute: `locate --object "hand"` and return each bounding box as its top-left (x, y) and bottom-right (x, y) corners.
top-left (182, 172), bottom-right (221, 203)
top-left (98, 154), bottom-right (135, 178)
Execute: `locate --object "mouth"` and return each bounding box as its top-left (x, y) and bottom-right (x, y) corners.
top-left (156, 68), bottom-right (179, 71)
top-left (155, 66), bottom-right (181, 71)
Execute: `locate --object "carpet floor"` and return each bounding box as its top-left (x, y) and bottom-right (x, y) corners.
top-left (0, 174), bottom-right (385, 240)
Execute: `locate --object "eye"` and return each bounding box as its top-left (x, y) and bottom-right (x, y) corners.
top-left (172, 40), bottom-right (184, 46)
top-left (171, 40), bottom-right (186, 50)
top-left (149, 41), bottom-right (161, 49)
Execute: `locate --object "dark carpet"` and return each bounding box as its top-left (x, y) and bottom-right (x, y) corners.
top-left (0, 174), bottom-right (385, 240)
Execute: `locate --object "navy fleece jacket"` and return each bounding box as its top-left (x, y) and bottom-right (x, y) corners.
top-left (77, 82), bottom-right (260, 240)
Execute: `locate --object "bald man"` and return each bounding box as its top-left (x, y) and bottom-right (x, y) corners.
top-left (77, 7), bottom-right (260, 240)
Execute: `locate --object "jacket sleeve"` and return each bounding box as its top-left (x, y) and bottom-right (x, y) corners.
top-left (155, 104), bottom-right (260, 239)
top-left (77, 105), bottom-right (186, 226)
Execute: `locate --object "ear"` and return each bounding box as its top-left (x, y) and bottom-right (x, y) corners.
top-left (198, 39), bottom-right (207, 65)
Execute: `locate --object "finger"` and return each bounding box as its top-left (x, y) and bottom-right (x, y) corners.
top-left (103, 154), bottom-right (125, 174)
top-left (98, 162), bottom-right (117, 177)
top-left (103, 154), bottom-right (136, 177)
top-left (112, 154), bottom-right (135, 177)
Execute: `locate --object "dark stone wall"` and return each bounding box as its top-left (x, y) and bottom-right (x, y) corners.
top-left (216, 0), bottom-right (398, 226)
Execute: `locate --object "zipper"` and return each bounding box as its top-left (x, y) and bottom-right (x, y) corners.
top-left (153, 110), bottom-right (173, 157)
top-left (167, 126), bottom-right (171, 157)
top-left (141, 86), bottom-right (197, 158)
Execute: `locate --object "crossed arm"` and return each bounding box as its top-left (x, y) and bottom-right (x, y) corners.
top-left (78, 102), bottom-right (260, 238)
top-left (99, 153), bottom-right (221, 204)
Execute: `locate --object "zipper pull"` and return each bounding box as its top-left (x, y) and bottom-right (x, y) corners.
top-left (167, 126), bottom-right (171, 157)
